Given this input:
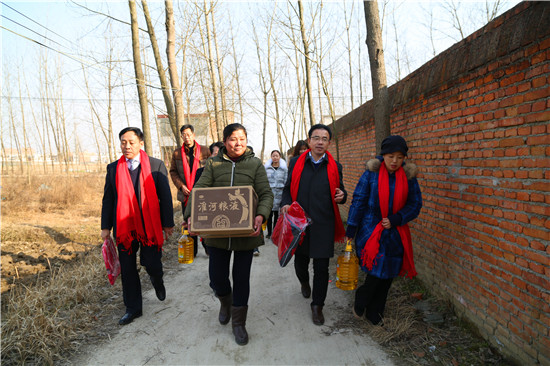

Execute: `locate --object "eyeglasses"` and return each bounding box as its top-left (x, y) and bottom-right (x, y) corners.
top-left (310, 136), bottom-right (329, 143)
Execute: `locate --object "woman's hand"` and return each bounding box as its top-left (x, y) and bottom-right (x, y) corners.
top-left (249, 215), bottom-right (264, 236)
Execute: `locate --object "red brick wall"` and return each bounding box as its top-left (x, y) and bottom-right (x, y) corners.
top-left (331, 2), bottom-right (549, 365)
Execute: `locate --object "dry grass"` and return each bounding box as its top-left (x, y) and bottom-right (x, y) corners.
top-left (1, 252), bottom-right (120, 365)
top-left (337, 274), bottom-right (516, 366)
top-left (1, 172), bottom-right (121, 365)
top-left (1, 174), bottom-right (102, 217)
top-left (1, 171), bottom-right (180, 365)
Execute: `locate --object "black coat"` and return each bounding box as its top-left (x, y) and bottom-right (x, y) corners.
top-left (101, 156), bottom-right (175, 238)
top-left (280, 154), bottom-right (347, 258)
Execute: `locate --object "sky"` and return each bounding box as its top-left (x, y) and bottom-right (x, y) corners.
top-left (1, 0), bottom-right (521, 162)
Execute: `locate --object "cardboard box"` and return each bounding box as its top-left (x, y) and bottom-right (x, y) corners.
top-left (190, 186), bottom-right (258, 237)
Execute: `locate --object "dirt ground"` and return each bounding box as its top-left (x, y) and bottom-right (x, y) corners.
top-left (1, 173), bottom-right (515, 366)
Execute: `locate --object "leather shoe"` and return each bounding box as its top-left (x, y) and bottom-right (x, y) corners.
top-left (119, 310), bottom-right (142, 325)
top-left (150, 276), bottom-right (166, 301)
top-left (300, 282), bottom-right (311, 298)
top-left (352, 305), bottom-right (365, 319)
top-left (311, 305), bottom-right (324, 326)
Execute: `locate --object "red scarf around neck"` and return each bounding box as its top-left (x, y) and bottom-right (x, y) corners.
top-left (181, 141), bottom-right (201, 204)
top-left (360, 162), bottom-right (417, 278)
top-left (115, 150), bottom-right (164, 252)
top-left (290, 149), bottom-right (346, 243)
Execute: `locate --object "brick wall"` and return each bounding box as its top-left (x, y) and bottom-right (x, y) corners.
top-left (331, 2), bottom-right (549, 365)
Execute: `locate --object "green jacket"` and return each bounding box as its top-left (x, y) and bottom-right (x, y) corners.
top-left (184, 146), bottom-right (274, 250)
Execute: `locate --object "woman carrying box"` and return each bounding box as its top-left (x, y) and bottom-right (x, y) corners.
top-left (184, 123), bottom-right (273, 346)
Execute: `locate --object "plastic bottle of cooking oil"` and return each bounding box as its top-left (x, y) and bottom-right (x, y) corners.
top-left (336, 240), bottom-right (359, 290)
top-left (178, 228), bottom-right (194, 264)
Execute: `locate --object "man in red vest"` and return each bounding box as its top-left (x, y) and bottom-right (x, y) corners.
top-left (169, 124), bottom-right (211, 255)
top-left (280, 124), bottom-right (347, 326)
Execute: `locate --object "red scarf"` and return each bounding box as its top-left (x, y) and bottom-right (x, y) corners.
top-left (360, 162), bottom-right (417, 278)
top-left (115, 150), bottom-right (164, 252)
top-left (290, 149), bottom-right (346, 243)
top-left (181, 142), bottom-right (201, 205)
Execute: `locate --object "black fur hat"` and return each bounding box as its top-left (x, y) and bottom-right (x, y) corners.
top-left (380, 135), bottom-right (408, 156)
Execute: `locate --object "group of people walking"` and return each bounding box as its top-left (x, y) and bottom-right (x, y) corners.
top-left (100, 123), bottom-right (422, 346)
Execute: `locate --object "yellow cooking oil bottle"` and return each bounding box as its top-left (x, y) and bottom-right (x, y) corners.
top-left (178, 228), bottom-right (194, 264)
top-left (336, 240), bottom-right (359, 290)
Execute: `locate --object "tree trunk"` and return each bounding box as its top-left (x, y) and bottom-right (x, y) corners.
top-left (129, 0), bottom-right (152, 154)
top-left (201, 0), bottom-right (222, 141)
top-left (364, 0), bottom-right (390, 153)
top-left (298, 1), bottom-right (315, 127)
top-left (211, 7), bottom-right (228, 128)
top-left (228, 17), bottom-right (244, 124)
top-left (252, 22), bottom-right (269, 162)
top-left (162, 0), bottom-right (183, 146)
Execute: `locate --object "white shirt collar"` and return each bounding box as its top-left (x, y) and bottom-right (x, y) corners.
top-left (125, 155), bottom-right (140, 163)
top-left (308, 151), bottom-right (325, 164)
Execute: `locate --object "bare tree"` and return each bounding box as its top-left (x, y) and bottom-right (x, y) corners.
top-left (228, 16), bottom-right (244, 124)
top-left (364, 0), bottom-right (390, 152)
top-left (129, 0), bottom-right (152, 154)
top-left (141, 0), bottom-right (180, 146)
top-left (343, 0), bottom-right (355, 110)
top-left (297, 1), bottom-right (316, 127)
top-left (252, 21), bottom-right (271, 162)
top-left (210, 5), bottom-right (228, 128)
top-left (199, 0), bottom-right (223, 141)
top-left (17, 68), bottom-right (32, 181)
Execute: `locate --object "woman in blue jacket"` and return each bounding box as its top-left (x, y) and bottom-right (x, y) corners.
top-left (345, 135), bottom-right (422, 325)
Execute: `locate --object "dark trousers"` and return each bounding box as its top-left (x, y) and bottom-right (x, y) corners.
top-left (208, 246), bottom-right (254, 307)
top-left (118, 240), bottom-right (163, 314)
top-left (266, 210), bottom-right (279, 236)
top-left (294, 252), bottom-right (330, 306)
top-left (354, 275), bottom-right (393, 325)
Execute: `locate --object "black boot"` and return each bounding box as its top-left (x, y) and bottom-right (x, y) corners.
top-left (217, 292), bottom-right (232, 325)
top-left (232, 306), bottom-right (249, 345)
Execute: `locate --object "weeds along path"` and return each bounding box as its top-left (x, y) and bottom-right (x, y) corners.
top-left (75, 238), bottom-right (395, 365)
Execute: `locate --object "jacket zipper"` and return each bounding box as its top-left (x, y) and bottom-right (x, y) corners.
top-left (228, 161), bottom-right (236, 250)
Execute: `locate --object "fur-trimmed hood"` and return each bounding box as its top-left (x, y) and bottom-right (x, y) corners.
top-left (366, 158), bottom-right (418, 179)
top-left (264, 158), bottom-right (288, 170)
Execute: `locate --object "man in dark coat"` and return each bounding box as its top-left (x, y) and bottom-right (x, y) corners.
top-left (280, 124), bottom-right (347, 326)
top-left (101, 127), bottom-right (174, 325)
top-left (169, 124), bottom-right (211, 255)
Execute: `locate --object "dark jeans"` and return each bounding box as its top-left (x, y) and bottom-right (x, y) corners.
top-left (294, 252), bottom-right (330, 306)
top-left (354, 275), bottom-right (393, 325)
top-left (266, 210), bottom-right (279, 236)
top-left (208, 246), bottom-right (254, 307)
top-left (118, 240), bottom-right (163, 314)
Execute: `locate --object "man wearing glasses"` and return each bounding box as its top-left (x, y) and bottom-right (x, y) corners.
top-left (169, 124), bottom-right (211, 255)
top-left (280, 124), bottom-right (347, 326)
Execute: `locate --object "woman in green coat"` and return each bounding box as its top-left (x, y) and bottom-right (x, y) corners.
top-left (184, 123), bottom-right (273, 346)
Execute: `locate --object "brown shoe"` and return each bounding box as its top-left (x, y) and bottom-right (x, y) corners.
top-left (301, 282), bottom-right (311, 298)
top-left (311, 304), bottom-right (324, 325)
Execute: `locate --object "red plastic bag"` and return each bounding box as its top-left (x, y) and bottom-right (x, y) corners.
top-left (102, 236), bottom-right (121, 285)
top-left (272, 201), bottom-right (312, 267)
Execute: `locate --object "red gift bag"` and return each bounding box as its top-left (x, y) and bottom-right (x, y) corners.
top-left (102, 236), bottom-right (121, 285)
top-left (272, 201), bottom-right (312, 267)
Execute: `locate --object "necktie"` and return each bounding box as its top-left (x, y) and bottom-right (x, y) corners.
top-left (128, 159), bottom-right (136, 171)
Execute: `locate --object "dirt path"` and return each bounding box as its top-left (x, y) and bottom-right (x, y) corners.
top-left (75, 239), bottom-right (394, 365)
